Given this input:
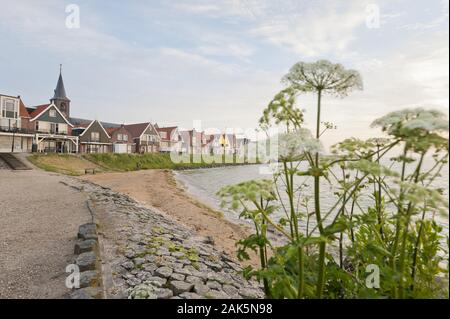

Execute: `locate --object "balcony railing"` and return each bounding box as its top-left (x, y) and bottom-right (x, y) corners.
top-left (0, 125), bottom-right (33, 134)
top-left (35, 129), bottom-right (68, 136)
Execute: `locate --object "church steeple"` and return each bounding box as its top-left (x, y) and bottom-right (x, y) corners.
top-left (50, 64), bottom-right (71, 119)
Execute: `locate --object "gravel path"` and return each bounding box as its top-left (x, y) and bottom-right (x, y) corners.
top-left (0, 170), bottom-right (91, 298)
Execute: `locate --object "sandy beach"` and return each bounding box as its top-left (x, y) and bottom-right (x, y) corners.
top-left (80, 169), bottom-right (258, 267)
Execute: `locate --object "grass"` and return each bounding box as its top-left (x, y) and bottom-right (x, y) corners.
top-left (84, 153), bottom-right (256, 171)
top-left (28, 152), bottom-right (258, 176)
top-left (28, 153), bottom-right (102, 176)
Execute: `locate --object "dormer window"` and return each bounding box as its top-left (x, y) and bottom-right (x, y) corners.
top-left (49, 109), bottom-right (57, 117)
top-left (117, 133), bottom-right (128, 142)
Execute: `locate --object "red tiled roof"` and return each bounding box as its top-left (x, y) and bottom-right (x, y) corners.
top-left (123, 122), bottom-right (151, 138)
top-left (29, 104), bottom-right (50, 119)
top-left (19, 99), bottom-right (30, 118)
top-left (106, 127), bottom-right (118, 135)
top-left (156, 126), bottom-right (178, 141)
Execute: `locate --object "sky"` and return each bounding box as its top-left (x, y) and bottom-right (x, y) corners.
top-left (0, 0), bottom-right (448, 148)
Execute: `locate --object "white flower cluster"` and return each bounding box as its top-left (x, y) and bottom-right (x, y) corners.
top-left (371, 108), bottom-right (449, 134)
top-left (276, 128), bottom-right (323, 159)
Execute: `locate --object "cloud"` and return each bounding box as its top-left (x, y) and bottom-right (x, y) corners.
top-left (1, 0), bottom-right (448, 148)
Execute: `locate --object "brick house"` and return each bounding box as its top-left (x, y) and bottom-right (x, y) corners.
top-left (0, 94), bottom-right (34, 152)
top-left (156, 125), bottom-right (183, 153)
top-left (107, 125), bottom-right (135, 153)
top-left (124, 122), bottom-right (160, 153)
top-left (73, 120), bottom-right (112, 154)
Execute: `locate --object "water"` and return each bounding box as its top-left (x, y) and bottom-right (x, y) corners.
top-left (175, 160), bottom-right (449, 236)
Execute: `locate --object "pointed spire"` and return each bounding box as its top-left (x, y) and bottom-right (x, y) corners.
top-left (52, 64), bottom-right (69, 101)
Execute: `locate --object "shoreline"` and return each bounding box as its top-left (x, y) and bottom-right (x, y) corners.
top-left (79, 169), bottom-right (260, 267)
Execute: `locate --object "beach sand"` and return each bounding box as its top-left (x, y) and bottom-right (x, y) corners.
top-left (80, 169), bottom-right (258, 266)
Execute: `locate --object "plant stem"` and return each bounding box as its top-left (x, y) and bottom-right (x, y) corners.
top-left (283, 161), bottom-right (296, 239)
top-left (314, 89), bottom-right (326, 298)
top-left (410, 206), bottom-right (427, 293)
top-left (398, 152), bottom-right (425, 298)
top-left (298, 246), bottom-right (305, 298)
top-left (390, 144), bottom-right (408, 298)
top-left (375, 145), bottom-right (385, 240)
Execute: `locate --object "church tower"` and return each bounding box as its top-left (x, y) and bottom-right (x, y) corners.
top-left (50, 65), bottom-right (71, 119)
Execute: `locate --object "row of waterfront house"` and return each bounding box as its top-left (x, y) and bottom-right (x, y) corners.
top-left (0, 70), bottom-right (249, 156)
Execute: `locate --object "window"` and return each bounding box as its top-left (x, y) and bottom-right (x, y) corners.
top-left (2, 99), bottom-right (18, 119)
top-left (91, 132), bottom-right (100, 142)
top-left (35, 121), bottom-right (39, 131)
top-left (49, 109), bottom-right (56, 117)
top-left (159, 132), bottom-right (167, 139)
top-left (50, 123), bottom-right (58, 134)
top-left (117, 133), bottom-right (129, 142)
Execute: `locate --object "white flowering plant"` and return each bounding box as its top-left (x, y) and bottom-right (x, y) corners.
top-left (218, 60), bottom-right (449, 299)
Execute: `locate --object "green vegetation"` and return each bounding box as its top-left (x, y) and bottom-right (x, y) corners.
top-left (29, 152), bottom-right (256, 175)
top-left (218, 60), bottom-right (449, 299)
top-left (28, 153), bottom-right (101, 176)
top-left (84, 153), bottom-right (254, 171)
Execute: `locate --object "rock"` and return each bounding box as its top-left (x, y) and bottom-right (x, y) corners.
top-left (175, 267), bottom-right (192, 276)
top-left (155, 266), bottom-right (173, 278)
top-left (143, 264), bottom-right (157, 274)
top-left (126, 277), bottom-right (142, 287)
top-left (205, 289), bottom-right (231, 299)
top-left (193, 283), bottom-right (210, 296)
top-left (170, 273), bottom-right (185, 282)
top-left (179, 292), bottom-right (203, 299)
top-left (155, 288), bottom-right (173, 299)
top-left (134, 258), bottom-right (146, 267)
top-left (128, 284), bottom-right (157, 299)
top-left (130, 234), bottom-right (142, 243)
top-left (171, 252), bottom-right (185, 258)
top-left (171, 262), bottom-right (184, 270)
top-left (146, 255), bottom-right (156, 263)
top-left (239, 288), bottom-right (261, 299)
top-left (74, 239), bottom-right (97, 254)
top-left (79, 271), bottom-right (99, 288)
top-left (144, 276), bottom-right (167, 287)
top-left (204, 260), bottom-right (223, 271)
top-left (125, 250), bottom-right (135, 259)
top-left (169, 281), bottom-right (194, 295)
top-left (76, 252), bottom-right (97, 272)
top-left (155, 248), bottom-right (171, 256)
top-left (185, 276), bottom-right (204, 285)
top-left (206, 280), bottom-right (222, 291)
top-left (207, 273), bottom-right (231, 285)
top-left (223, 284), bottom-right (239, 297)
top-left (77, 223), bottom-right (97, 240)
top-left (121, 261), bottom-right (134, 271)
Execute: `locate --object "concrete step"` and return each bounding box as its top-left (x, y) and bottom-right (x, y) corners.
top-left (0, 153), bottom-right (32, 170)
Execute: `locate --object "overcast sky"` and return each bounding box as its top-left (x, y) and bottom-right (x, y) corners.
top-left (0, 0), bottom-right (448, 148)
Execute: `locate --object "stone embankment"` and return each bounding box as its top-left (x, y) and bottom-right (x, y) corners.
top-left (64, 178), bottom-right (264, 299)
top-left (70, 223), bottom-right (103, 299)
